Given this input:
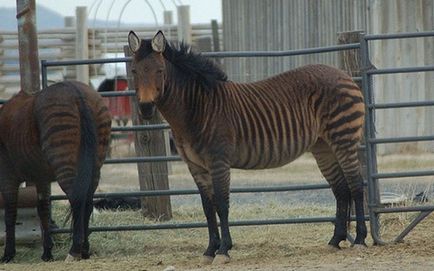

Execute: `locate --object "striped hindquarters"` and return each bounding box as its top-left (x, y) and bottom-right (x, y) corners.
top-left (324, 78), bottom-right (365, 152)
top-left (319, 78), bottom-right (365, 192)
top-left (36, 100), bottom-right (82, 188)
top-left (34, 82), bottom-right (111, 191)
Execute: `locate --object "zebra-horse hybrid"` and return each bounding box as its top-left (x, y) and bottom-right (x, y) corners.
top-left (0, 81), bottom-right (111, 262)
top-left (128, 30), bottom-right (367, 265)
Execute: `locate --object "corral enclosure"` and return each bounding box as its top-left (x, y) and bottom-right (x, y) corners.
top-left (1, 1), bottom-right (434, 270)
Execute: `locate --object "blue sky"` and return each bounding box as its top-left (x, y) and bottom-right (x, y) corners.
top-left (2, 0), bottom-right (222, 24)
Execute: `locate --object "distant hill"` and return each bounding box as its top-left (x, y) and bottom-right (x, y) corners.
top-left (0, 4), bottom-right (132, 31)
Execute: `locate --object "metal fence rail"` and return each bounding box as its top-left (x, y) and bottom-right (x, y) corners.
top-left (51, 216), bottom-right (369, 235)
top-left (360, 30), bottom-right (434, 245)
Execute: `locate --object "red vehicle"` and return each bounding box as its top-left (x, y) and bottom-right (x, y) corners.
top-left (97, 76), bottom-right (131, 126)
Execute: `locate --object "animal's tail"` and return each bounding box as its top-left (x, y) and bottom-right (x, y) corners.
top-left (67, 82), bottom-right (98, 243)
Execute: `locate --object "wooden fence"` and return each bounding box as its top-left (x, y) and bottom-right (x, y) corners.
top-left (0, 23), bottom-right (222, 99)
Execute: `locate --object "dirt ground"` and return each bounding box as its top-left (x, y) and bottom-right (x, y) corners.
top-left (3, 148), bottom-right (434, 270)
top-left (4, 229), bottom-right (434, 271)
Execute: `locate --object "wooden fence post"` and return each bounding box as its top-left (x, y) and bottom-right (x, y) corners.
top-left (124, 46), bottom-right (172, 221)
top-left (16, 0), bottom-right (40, 94)
top-left (75, 6), bottom-right (89, 84)
top-left (338, 31), bottom-right (363, 82)
top-left (211, 20), bottom-right (220, 52)
top-left (163, 10), bottom-right (173, 25)
top-left (0, 35), bottom-right (4, 96)
top-left (177, 5), bottom-right (191, 43)
top-left (337, 30), bottom-right (369, 214)
top-left (63, 16), bottom-right (75, 81)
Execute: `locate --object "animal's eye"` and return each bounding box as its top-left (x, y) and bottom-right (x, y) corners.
top-left (156, 69), bottom-right (163, 74)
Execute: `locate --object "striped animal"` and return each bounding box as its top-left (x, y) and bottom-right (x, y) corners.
top-left (128, 31), bottom-right (367, 264)
top-left (0, 81), bottom-right (111, 262)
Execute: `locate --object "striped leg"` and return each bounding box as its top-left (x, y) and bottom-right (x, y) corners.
top-left (311, 140), bottom-right (350, 248)
top-left (199, 189), bottom-right (220, 261)
top-left (330, 144), bottom-right (367, 246)
top-left (80, 200), bottom-right (93, 259)
top-left (210, 160), bottom-right (232, 264)
top-left (187, 163), bottom-right (220, 264)
top-left (58, 176), bottom-right (82, 259)
top-left (0, 185), bottom-right (19, 263)
top-left (324, 78), bottom-right (366, 246)
top-left (35, 183), bottom-right (54, 261)
top-left (81, 177), bottom-right (99, 259)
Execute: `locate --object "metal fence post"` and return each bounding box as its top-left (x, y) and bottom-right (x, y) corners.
top-left (359, 33), bottom-right (383, 245)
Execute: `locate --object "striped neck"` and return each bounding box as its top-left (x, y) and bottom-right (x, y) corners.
top-left (156, 62), bottom-right (204, 135)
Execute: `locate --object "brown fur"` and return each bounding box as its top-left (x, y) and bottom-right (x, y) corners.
top-left (0, 81), bottom-right (111, 262)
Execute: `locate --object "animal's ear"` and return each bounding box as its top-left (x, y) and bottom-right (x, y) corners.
top-left (128, 31), bottom-right (141, 53)
top-left (151, 30), bottom-right (166, 53)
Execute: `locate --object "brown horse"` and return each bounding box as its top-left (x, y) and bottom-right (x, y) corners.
top-left (128, 30), bottom-right (367, 265)
top-left (0, 81), bottom-right (111, 262)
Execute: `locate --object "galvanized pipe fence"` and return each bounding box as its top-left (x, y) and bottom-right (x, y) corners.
top-left (2, 31), bottom-right (433, 244)
top-left (360, 30), bottom-right (434, 245)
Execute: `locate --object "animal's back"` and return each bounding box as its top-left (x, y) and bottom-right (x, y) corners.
top-left (0, 81), bottom-right (111, 183)
top-left (33, 81), bottom-right (111, 182)
top-left (223, 64), bottom-right (364, 169)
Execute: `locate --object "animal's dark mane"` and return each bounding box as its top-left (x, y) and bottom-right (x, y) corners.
top-left (136, 39), bottom-right (228, 91)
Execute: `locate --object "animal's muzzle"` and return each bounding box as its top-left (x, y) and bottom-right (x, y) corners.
top-left (138, 102), bottom-right (156, 119)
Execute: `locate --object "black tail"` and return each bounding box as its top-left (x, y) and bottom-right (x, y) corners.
top-left (67, 83), bottom-right (98, 246)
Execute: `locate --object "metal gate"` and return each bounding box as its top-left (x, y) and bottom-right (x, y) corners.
top-left (360, 31), bottom-right (434, 244)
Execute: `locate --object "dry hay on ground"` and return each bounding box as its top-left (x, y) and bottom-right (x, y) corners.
top-left (4, 204), bottom-right (434, 271)
top-left (4, 154), bottom-right (434, 270)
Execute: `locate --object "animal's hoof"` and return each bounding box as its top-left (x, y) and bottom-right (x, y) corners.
top-left (327, 244), bottom-right (341, 252)
top-left (212, 254), bottom-right (230, 265)
top-left (200, 255), bottom-right (214, 265)
top-left (81, 252), bottom-right (90, 260)
top-left (64, 253), bottom-right (81, 262)
top-left (1, 254), bottom-right (15, 263)
top-left (352, 244), bottom-right (368, 250)
top-left (41, 252), bottom-right (54, 262)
